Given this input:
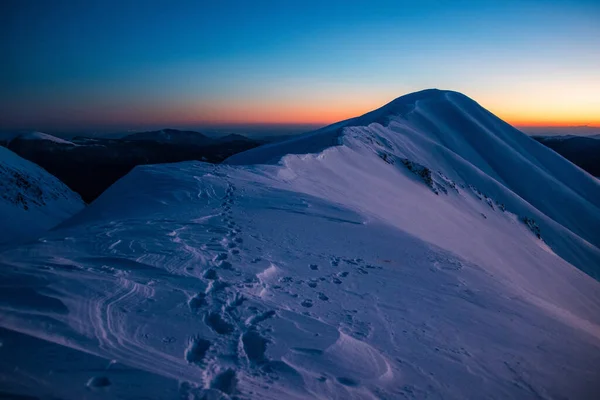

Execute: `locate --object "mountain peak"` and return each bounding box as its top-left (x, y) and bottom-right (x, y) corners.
top-left (350, 88), bottom-right (461, 124)
top-left (226, 89), bottom-right (479, 166)
top-left (226, 88), bottom-right (600, 278)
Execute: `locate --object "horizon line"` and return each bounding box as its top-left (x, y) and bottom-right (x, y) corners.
top-left (2, 121), bottom-right (599, 134)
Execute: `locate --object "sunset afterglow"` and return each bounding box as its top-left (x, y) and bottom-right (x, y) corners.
top-left (2, 0), bottom-right (599, 131)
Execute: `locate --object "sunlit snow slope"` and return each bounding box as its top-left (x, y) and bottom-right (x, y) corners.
top-left (0, 146), bottom-right (84, 245)
top-left (1, 90), bottom-right (599, 399)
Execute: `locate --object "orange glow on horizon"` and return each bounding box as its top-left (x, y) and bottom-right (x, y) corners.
top-left (496, 113), bottom-right (600, 129)
top-left (92, 109), bottom-right (599, 131)
top-left (177, 87), bottom-right (600, 128)
top-left (177, 106), bottom-right (600, 130)
top-left (17, 91), bottom-right (599, 131)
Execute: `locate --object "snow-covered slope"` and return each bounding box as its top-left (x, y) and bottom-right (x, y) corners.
top-left (0, 146), bottom-right (85, 245)
top-left (13, 131), bottom-right (77, 146)
top-left (228, 89), bottom-right (600, 278)
top-left (1, 90), bottom-right (599, 399)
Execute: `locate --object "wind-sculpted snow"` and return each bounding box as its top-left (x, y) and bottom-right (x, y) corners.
top-left (1, 90), bottom-right (600, 399)
top-left (228, 89), bottom-right (600, 278)
top-left (0, 146), bottom-right (84, 245)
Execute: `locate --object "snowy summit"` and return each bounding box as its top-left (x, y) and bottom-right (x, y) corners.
top-left (0, 90), bottom-right (599, 399)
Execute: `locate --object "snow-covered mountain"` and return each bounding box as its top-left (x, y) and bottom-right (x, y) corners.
top-left (1, 90), bottom-right (599, 399)
top-left (11, 131), bottom-right (78, 146)
top-left (0, 146), bottom-right (84, 245)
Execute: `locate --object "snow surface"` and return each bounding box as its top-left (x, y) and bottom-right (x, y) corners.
top-left (14, 131), bottom-right (77, 146)
top-left (0, 90), bottom-right (599, 399)
top-left (0, 146), bottom-right (84, 245)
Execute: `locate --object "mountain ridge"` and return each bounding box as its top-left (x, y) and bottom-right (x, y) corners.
top-left (227, 89), bottom-right (600, 277)
top-left (1, 89), bottom-right (599, 399)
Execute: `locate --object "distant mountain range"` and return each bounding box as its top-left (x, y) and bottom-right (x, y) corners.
top-left (3, 129), bottom-right (261, 203)
top-left (122, 128), bottom-right (214, 145)
top-left (533, 134), bottom-right (600, 177)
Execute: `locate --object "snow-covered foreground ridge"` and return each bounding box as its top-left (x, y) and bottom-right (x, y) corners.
top-left (0, 146), bottom-right (84, 245)
top-left (1, 89), bottom-right (599, 399)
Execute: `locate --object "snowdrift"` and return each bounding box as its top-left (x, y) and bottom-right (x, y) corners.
top-left (0, 146), bottom-right (84, 245)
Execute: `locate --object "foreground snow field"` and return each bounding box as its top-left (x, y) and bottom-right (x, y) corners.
top-left (1, 90), bottom-right (599, 399)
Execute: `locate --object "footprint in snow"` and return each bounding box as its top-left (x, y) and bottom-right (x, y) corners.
top-left (242, 330), bottom-right (269, 364)
top-left (337, 377), bottom-right (359, 387)
top-left (185, 336), bottom-right (211, 364)
top-left (318, 292), bottom-right (329, 301)
top-left (205, 312), bottom-right (234, 335)
top-left (217, 260), bottom-right (233, 269)
top-left (188, 293), bottom-right (207, 311)
top-left (301, 299), bottom-right (313, 308)
top-left (87, 376), bottom-right (111, 388)
top-left (210, 368), bottom-right (237, 394)
top-left (203, 269), bottom-right (218, 280)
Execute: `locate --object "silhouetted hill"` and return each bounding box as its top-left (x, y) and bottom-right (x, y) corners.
top-left (122, 128), bottom-right (213, 145)
top-left (5, 130), bottom-right (261, 203)
top-left (533, 135), bottom-right (600, 177)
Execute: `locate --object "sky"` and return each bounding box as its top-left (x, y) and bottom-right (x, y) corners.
top-left (1, 0), bottom-right (599, 133)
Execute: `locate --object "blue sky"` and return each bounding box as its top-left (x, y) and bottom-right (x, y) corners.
top-left (1, 0), bottom-right (599, 131)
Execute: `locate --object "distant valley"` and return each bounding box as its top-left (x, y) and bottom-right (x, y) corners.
top-left (1, 129), bottom-right (261, 203)
top-left (532, 135), bottom-right (600, 177)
